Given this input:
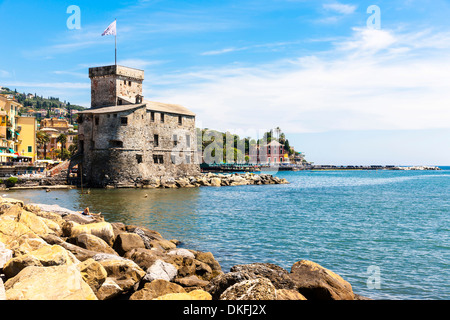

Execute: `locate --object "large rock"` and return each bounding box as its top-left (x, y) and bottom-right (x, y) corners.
top-left (77, 258), bottom-right (108, 293)
top-left (289, 260), bottom-right (355, 300)
top-left (194, 251), bottom-right (222, 278)
top-left (205, 272), bottom-right (253, 300)
top-left (172, 256), bottom-right (213, 281)
top-left (167, 248), bottom-right (195, 259)
top-left (276, 289), bottom-right (307, 300)
top-left (99, 258), bottom-right (146, 292)
top-left (220, 278), bottom-right (277, 300)
top-left (96, 277), bottom-right (122, 300)
top-left (4, 265), bottom-right (97, 300)
top-left (130, 279), bottom-right (186, 300)
top-left (3, 244), bottom-right (79, 278)
top-left (0, 217), bottom-right (38, 246)
top-left (143, 259), bottom-right (178, 283)
top-left (124, 248), bottom-right (166, 270)
top-left (113, 232), bottom-right (146, 256)
top-left (65, 221), bottom-right (115, 246)
top-left (230, 263), bottom-right (297, 290)
top-left (71, 233), bottom-right (118, 256)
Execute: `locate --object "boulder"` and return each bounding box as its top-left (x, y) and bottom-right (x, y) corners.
top-left (172, 256), bottom-right (213, 281)
top-left (124, 248), bottom-right (166, 270)
top-left (99, 258), bottom-right (146, 292)
top-left (289, 260), bottom-right (355, 300)
top-left (143, 259), bottom-right (178, 283)
top-left (3, 244), bottom-right (79, 279)
top-left (0, 216), bottom-right (38, 246)
top-left (167, 248), bottom-right (195, 259)
top-left (96, 277), bottom-right (122, 300)
top-left (66, 221), bottom-right (115, 246)
top-left (113, 232), bottom-right (146, 256)
top-left (220, 278), bottom-right (277, 300)
top-left (194, 251), bottom-right (222, 278)
top-left (230, 263), bottom-right (297, 290)
top-left (154, 290), bottom-right (212, 300)
top-left (130, 279), bottom-right (186, 300)
top-left (43, 234), bottom-right (100, 262)
top-left (7, 235), bottom-right (49, 257)
top-left (4, 265), bottom-right (97, 300)
top-left (174, 275), bottom-right (210, 288)
top-left (205, 271), bottom-right (252, 300)
top-left (210, 178), bottom-right (222, 187)
top-left (77, 258), bottom-right (108, 293)
top-left (276, 289), bottom-right (307, 300)
top-left (71, 233), bottom-right (118, 256)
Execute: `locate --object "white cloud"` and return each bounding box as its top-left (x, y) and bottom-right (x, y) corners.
top-left (323, 2), bottom-right (357, 14)
top-left (146, 27), bottom-right (450, 134)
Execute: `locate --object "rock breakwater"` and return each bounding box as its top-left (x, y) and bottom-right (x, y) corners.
top-left (0, 196), bottom-right (368, 300)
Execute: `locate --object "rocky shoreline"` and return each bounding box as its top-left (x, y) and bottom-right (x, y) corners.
top-left (0, 196), bottom-right (370, 300)
top-left (5, 172), bottom-right (289, 190)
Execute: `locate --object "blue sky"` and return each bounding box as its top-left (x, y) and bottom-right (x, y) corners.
top-left (1, 0), bottom-right (450, 165)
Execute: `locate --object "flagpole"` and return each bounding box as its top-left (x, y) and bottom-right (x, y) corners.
top-left (114, 18), bottom-right (117, 66)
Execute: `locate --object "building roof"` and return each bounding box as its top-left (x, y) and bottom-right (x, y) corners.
top-left (77, 103), bottom-right (146, 115)
top-left (144, 100), bottom-right (195, 116)
top-left (266, 140), bottom-right (283, 147)
top-left (78, 100), bottom-right (196, 117)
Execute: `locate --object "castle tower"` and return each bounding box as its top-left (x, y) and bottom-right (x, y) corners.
top-left (88, 65), bottom-right (145, 108)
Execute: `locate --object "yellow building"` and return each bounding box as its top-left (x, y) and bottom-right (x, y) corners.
top-left (0, 94), bottom-right (37, 162)
top-left (16, 116), bottom-right (37, 161)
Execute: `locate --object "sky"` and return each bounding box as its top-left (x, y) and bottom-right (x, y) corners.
top-left (1, 0), bottom-right (450, 165)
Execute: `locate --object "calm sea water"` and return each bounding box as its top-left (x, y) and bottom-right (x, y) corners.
top-left (6, 168), bottom-right (450, 300)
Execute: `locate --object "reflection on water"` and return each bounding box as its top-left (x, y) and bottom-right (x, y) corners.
top-left (6, 187), bottom-right (201, 240)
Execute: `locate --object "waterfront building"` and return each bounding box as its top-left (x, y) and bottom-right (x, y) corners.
top-left (16, 116), bottom-right (37, 162)
top-left (0, 95), bottom-right (37, 162)
top-left (74, 65), bottom-right (200, 187)
top-left (249, 140), bottom-right (289, 164)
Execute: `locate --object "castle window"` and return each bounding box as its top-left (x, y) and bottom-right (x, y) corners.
top-left (109, 140), bottom-right (123, 148)
top-left (178, 116), bottom-right (183, 125)
top-left (121, 117), bottom-right (128, 126)
top-left (154, 134), bottom-right (159, 147)
top-left (185, 154), bottom-right (191, 164)
top-left (95, 117), bottom-right (99, 125)
top-left (150, 112), bottom-right (155, 122)
top-left (153, 154), bottom-right (163, 164)
top-left (128, 81), bottom-right (132, 86)
top-left (186, 135), bottom-right (191, 147)
top-left (136, 154), bottom-right (143, 164)
top-left (160, 113), bottom-right (165, 123)
top-left (173, 134), bottom-right (178, 147)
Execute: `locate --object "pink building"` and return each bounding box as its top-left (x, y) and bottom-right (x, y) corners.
top-left (249, 140), bottom-right (289, 164)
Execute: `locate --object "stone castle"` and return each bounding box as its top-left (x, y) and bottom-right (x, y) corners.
top-left (75, 65), bottom-right (200, 187)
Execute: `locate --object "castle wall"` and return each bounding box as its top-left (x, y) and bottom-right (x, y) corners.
top-left (78, 105), bottom-right (200, 187)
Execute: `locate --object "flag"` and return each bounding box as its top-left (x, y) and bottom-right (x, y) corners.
top-left (102, 20), bottom-right (116, 36)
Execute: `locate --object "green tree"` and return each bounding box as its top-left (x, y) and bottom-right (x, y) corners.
top-left (57, 134), bottom-right (67, 150)
top-left (36, 131), bottom-right (50, 159)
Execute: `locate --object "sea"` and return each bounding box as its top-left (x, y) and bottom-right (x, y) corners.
top-left (5, 168), bottom-right (450, 300)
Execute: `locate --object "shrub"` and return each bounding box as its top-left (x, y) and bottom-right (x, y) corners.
top-left (6, 176), bottom-right (18, 188)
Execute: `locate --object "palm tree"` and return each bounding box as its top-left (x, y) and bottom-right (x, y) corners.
top-left (57, 134), bottom-right (67, 151)
top-left (36, 131), bottom-right (50, 159)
